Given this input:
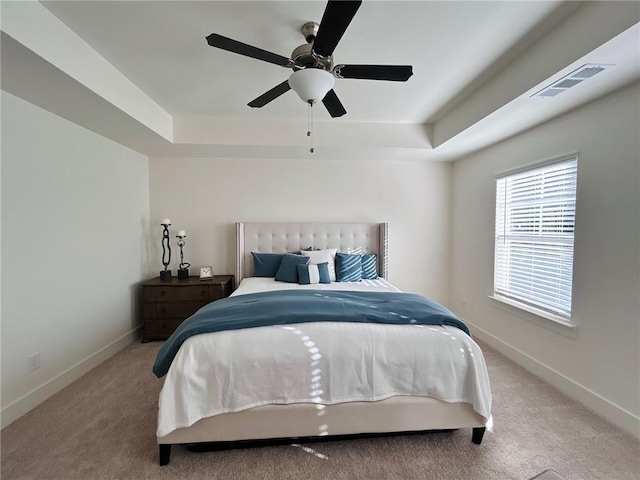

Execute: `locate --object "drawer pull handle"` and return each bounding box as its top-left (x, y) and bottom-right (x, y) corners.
top-left (200, 291), bottom-right (206, 296)
top-left (160, 291), bottom-right (166, 297)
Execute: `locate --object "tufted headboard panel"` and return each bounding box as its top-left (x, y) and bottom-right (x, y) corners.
top-left (235, 222), bottom-right (388, 285)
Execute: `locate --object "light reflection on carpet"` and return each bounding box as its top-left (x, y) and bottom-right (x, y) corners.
top-left (291, 443), bottom-right (329, 460)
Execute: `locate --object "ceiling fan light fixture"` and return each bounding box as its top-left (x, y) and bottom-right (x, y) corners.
top-left (288, 69), bottom-right (335, 105)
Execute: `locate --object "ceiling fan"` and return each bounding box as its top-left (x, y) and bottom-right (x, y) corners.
top-left (205, 0), bottom-right (413, 118)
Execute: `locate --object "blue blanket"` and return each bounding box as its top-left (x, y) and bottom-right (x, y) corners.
top-left (153, 290), bottom-right (470, 378)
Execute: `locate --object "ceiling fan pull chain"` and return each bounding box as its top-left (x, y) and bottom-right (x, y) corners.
top-left (307, 101), bottom-right (314, 154)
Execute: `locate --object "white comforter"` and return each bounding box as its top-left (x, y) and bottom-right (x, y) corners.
top-left (157, 278), bottom-right (492, 437)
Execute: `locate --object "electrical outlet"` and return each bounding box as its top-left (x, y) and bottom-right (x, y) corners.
top-left (28, 352), bottom-right (41, 372)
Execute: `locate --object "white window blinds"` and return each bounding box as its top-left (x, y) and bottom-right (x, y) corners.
top-left (494, 156), bottom-right (578, 319)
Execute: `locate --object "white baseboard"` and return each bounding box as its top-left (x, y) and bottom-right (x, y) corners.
top-left (1, 327), bottom-right (141, 429)
top-left (466, 319), bottom-right (640, 438)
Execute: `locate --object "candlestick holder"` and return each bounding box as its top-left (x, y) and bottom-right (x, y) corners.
top-left (160, 219), bottom-right (172, 281)
top-left (176, 231), bottom-right (190, 280)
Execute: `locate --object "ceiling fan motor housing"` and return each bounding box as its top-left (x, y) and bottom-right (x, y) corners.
top-left (291, 43), bottom-right (333, 71)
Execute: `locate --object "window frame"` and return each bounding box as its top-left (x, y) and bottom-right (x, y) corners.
top-left (492, 153), bottom-right (578, 327)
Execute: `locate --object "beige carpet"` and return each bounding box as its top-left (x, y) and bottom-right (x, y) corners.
top-left (1, 340), bottom-right (638, 480)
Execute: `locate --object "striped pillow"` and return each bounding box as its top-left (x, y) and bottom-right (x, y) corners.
top-left (297, 262), bottom-right (331, 284)
top-left (335, 253), bottom-right (363, 282)
top-left (361, 253), bottom-right (378, 279)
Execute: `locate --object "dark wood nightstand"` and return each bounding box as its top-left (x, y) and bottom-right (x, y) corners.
top-left (140, 275), bottom-right (234, 342)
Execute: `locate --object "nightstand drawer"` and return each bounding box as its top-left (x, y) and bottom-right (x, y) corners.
top-left (145, 319), bottom-right (184, 337)
top-left (144, 285), bottom-right (212, 302)
top-left (210, 284), bottom-right (230, 301)
top-left (140, 275), bottom-right (234, 342)
top-left (143, 302), bottom-right (208, 320)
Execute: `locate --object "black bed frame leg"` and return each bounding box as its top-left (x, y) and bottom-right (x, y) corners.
top-left (159, 444), bottom-right (172, 466)
top-left (472, 427), bottom-right (486, 445)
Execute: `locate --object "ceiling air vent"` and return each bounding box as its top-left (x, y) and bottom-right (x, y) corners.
top-left (531, 64), bottom-right (613, 98)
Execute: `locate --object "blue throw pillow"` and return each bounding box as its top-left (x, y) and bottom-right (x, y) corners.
top-left (252, 252), bottom-right (284, 277)
top-left (361, 253), bottom-right (378, 279)
top-left (335, 253), bottom-right (363, 282)
top-left (297, 262), bottom-right (331, 285)
top-left (275, 254), bottom-right (310, 283)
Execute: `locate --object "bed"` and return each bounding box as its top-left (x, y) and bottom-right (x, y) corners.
top-left (154, 222), bottom-right (492, 465)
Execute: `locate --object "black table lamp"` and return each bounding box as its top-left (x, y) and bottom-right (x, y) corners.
top-left (176, 230), bottom-right (190, 279)
top-left (160, 219), bottom-right (172, 281)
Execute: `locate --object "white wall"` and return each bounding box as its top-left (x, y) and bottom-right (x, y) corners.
top-left (0, 92), bottom-right (151, 427)
top-left (149, 157), bottom-right (452, 304)
top-left (450, 83), bottom-right (640, 435)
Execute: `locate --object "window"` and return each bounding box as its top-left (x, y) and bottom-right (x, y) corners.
top-left (494, 155), bottom-right (578, 321)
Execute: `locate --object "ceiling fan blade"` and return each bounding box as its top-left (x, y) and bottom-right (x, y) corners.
top-left (313, 1), bottom-right (362, 58)
top-left (206, 33), bottom-right (292, 67)
top-left (322, 89), bottom-right (347, 118)
top-left (334, 64), bottom-right (414, 82)
top-left (248, 81), bottom-right (291, 108)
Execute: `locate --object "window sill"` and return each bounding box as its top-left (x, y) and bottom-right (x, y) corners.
top-left (488, 295), bottom-right (577, 339)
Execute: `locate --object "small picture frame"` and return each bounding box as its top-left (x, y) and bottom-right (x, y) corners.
top-left (199, 266), bottom-right (214, 280)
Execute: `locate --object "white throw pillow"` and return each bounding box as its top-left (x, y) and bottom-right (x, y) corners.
top-left (300, 248), bottom-right (338, 282)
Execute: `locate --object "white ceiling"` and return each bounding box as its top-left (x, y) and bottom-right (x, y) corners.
top-left (2, 1), bottom-right (639, 160)
top-left (40, 0), bottom-right (562, 123)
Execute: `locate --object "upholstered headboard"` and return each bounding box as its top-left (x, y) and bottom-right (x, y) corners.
top-left (235, 222), bottom-right (388, 285)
